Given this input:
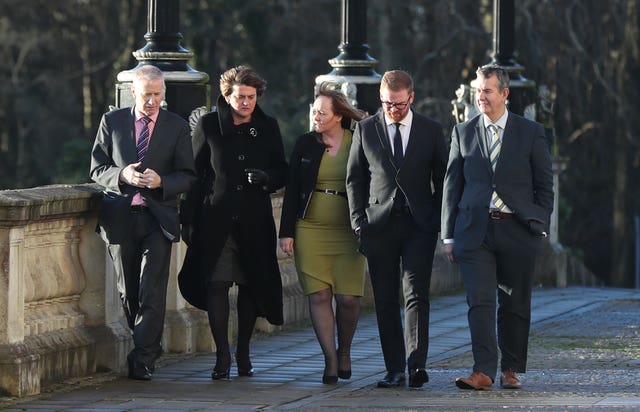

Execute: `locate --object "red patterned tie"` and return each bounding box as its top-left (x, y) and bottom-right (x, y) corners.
top-left (137, 116), bottom-right (151, 161)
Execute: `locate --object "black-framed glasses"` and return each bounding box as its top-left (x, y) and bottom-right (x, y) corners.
top-left (381, 98), bottom-right (411, 110)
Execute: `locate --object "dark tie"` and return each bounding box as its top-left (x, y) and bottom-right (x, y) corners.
top-left (393, 122), bottom-right (403, 168)
top-left (137, 116), bottom-right (151, 161)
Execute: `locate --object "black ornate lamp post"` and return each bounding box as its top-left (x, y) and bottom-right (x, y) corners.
top-left (315, 0), bottom-right (381, 116)
top-left (487, 0), bottom-right (536, 117)
top-left (115, 0), bottom-right (209, 120)
top-left (452, 0), bottom-right (537, 122)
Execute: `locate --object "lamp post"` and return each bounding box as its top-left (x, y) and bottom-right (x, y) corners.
top-left (115, 0), bottom-right (209, 120)
top-left (487, 0), bottom-right (536, 117)
top-left (315, 0), bottom-right (381, 116)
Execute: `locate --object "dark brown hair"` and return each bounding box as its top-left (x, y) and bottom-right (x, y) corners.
top-left (219, 65), bottom-right (267, 97)
top-left (316, 82), bottom-right (366, 129)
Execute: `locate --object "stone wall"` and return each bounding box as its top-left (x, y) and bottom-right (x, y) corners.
top-left (0, 184), bottom-right (594, 397)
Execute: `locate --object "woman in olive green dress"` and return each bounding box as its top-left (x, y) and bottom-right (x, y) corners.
top-left (279, 83), bottom-right (366, 384)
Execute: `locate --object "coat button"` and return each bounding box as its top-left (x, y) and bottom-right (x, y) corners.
top-left (238, 154), bottom-right (245, 160)
top-left (236, 184), bottom-right (243, 190)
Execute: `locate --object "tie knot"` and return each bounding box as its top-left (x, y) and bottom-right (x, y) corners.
top-left (141, 116), bottom-right (151, 125)
top-left (488, 124), bottom-right (499, 135)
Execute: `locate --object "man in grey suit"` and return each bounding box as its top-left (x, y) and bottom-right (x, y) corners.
top-left (90, 65), bottom-right (195, 380)
top-left (347, 70), bottom-right (448, 388)
top-left (442, 65), bottom-right (553, 390)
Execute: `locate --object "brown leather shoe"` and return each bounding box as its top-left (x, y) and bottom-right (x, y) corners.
top-left (455, 371), bottom-right (493, 390)
top-left (500, 370), bottom-right (521, 389)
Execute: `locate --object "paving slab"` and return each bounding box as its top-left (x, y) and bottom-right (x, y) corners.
top-left (1, 286), bottom-right (639, 411)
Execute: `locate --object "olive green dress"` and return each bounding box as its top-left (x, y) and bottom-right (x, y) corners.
top-left (294, 130), bottom-right (366, 296)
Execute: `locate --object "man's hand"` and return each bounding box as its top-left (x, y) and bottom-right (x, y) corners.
top-left (120, 162), bottom-right (162, 189)
top-left (444, 243), bottom-right (456, 263)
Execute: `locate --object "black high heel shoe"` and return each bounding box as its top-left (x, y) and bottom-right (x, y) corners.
top-left (211, 367), bottom-right (231, 380)
top-left (236, 355), bottom-right (254, 377)
top-left (338, 369), bottom-right (352, 380)
top-left (211, 351), bottom-right (231, 380)
top-left (322, 375), bottom-right (338, 385)
top-left (337, 349), bottom-right (352, 380)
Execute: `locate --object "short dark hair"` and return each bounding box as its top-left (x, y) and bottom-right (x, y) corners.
top-left (219, 65), bottom-right (267, 97)
top-left (476, 64), bottom-right (510, 91)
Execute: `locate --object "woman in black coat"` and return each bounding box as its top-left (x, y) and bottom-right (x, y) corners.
top-left (179, 66), bottom-right (287, 380)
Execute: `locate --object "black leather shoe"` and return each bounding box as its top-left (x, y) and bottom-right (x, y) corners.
top-left (127, 357), bottom-right (152, 381)
top-left (377, 371), bottom-right (406, 388)
top-left (408, 368), bottom-right (429, 388)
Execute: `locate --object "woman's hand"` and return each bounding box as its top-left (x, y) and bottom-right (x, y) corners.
top-left (279, 237), bottom-right (294, 255)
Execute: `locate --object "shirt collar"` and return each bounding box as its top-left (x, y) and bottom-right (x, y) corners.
top-left (134, 107), bottom-right (159, 124)
top-left (483, 110), bottom-right (508, 130)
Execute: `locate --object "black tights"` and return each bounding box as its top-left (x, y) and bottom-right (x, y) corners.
top-left (308, 288), bottom-right (360, 376)
top-left (206, 281), bottom-right (257, 372)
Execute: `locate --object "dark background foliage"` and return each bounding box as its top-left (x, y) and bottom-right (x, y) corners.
top-left (0, 0), bottom-right (638, 285)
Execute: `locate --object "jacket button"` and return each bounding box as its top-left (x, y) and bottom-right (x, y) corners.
top-left (492, 184), bottom-right (496, 188)
top-left (236, 184), bottom-right (243, 190)
top-left (238, 154), bottom-right (245, 160)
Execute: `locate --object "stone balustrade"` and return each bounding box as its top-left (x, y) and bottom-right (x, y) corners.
top-left (0, 182), bottom-right (592, 397)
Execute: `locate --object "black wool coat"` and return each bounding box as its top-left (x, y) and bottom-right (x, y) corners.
top-left (178, 95), bottom-right (288, 325)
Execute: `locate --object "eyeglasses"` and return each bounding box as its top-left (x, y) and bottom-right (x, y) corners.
top-left (380, 98), bottom-right (411, 110)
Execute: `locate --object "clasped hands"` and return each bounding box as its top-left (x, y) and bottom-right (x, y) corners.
top-left (121, 162), bottom-right (162, 189)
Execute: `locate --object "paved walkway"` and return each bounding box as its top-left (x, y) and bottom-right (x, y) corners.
top-left (2, 286), bottom-right (639, 411)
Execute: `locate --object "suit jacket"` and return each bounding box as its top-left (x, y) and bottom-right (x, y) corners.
top-left (346, 110), bottom-right (448, 234)
top-left (279, 132), bottom-right (328, 238)
top-left (441, 112), bottom-right (554, 252)
top-left (90, 107), bottom-right (196, 244)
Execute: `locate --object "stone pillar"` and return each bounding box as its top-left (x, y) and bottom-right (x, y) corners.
top-left (315, 0), bottom-right (381, 116)
top-left (115, 0), bottom-right (210, 119)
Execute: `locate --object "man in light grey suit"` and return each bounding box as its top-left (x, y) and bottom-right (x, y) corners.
top-left (90, 65), bottom-right (195, 380)
top-left (442, 65), bottom-right (553, 390)
top-left (347, 70), bottom-right (448, 388)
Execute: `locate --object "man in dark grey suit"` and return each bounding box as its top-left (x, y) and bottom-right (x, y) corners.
top-left (90, 65), bottom-right (195, 380)
top-left (347, 70), bottom-right (448, 388)
top-left (442, 65), bottom-right (553, 390)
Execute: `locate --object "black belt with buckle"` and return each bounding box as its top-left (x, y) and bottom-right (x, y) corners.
top-left (315, 189), bottom-right (347, 198)
top-left (130, 205), bottom-right (149, 213)
top-left (489, 210), bottom-right (513, 220)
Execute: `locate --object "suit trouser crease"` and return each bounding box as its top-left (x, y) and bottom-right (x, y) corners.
top-left (456, 218), bottom-right (537, 379)
top-left (363, 213), bottom-right (436, 372)
top-left (108, 212), bottom-right (172, 366)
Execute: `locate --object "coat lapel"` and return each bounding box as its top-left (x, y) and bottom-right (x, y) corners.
top-left (473, 117), bottom-right (493, 175)
top-left (143, 110), bottom-right (165, 164)
top-left (123, 109), bottom-right (138, 164)
top-left (495, 114), bottom-right (516, 174)
top-left (373, 111), bottom-right (397, 168)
